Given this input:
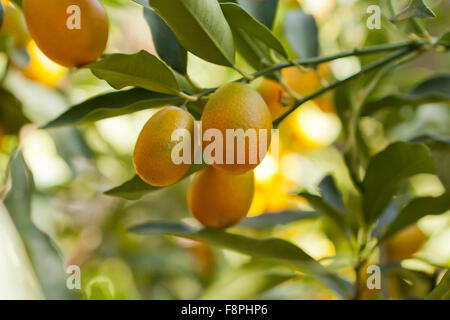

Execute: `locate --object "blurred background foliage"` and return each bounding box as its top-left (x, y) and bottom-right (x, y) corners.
top-left (0, 0), bottom-right (449, 300)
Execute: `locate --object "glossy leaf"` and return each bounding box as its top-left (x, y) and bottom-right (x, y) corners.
top-left (148, 0), bottom-right (235, 66)
top-left (238, 210), bottom-right (318, 230)
top-left (362, 74), bottom-right (450, 116)
top-left (237, 0), bottom-right (278, 29)
top-left (300, 193), bottom-right (348, 229)
top-left (231, 27), bottom-right (271, 72)
top-left (3, 150), bottom-right (74, 299)
top-left (221, 3), bottom-right (286, 57)
top-left (390, 0), bottom-right (435, 22)
top-left (380, 192), bottom-right (450, 242)
top-left (284, 9), bottom-right (319, 59)
top-left (362, 142), bottom-right (436, 223)
top-left (43, 88), bottom-right (182, 128)
top-left (105, 164), bottom-right (207, 200)
top-left (411, 134), bottom-right (450, 189)
top-left (86, 50), bottom-right (180, 95)
top-left (318, 175), bottom-right (346, 212)
top-left (130, 221), bottom-right (324, 274)
top-left (143, 7), bottom-right (187, 74)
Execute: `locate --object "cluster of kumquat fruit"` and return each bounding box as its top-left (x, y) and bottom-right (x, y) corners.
top-left (0, 0), bottom-right (338, 230)
top-left (134, 82), bottom-right (273, 229)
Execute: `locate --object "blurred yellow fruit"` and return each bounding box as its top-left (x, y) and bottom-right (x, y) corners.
top-left (133, 106), bottom-right (195, 187)
top-left (187, 242), bottom-right (216, 276)
top-left (282, 102), bottom-right (341, 149)
top-left (188, 166), bottom-right (255, 229)
top-left (23, 0), bottom-right (109, 67)
top-left (0, 1), bottom-right (30, 47)
top-left (18, 41), bottom-right (67, 87)
top-left (201, 82), bottom-right (273, 174)
top-left (282, 64), bottom-right (331, 98)
top-left (386, 224), bottom-right (427, 261)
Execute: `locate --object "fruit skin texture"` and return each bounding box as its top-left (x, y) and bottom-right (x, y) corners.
top-left (22, 0), bottom-right (108, 67)
top-left (188, 167), bottom-right (255, 229)
top-left (201, 82), bottom-right (273, 174)
top-left (134, 107), bottom-right (194, 187)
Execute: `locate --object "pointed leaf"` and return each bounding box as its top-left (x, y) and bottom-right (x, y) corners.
top-left (362, 74), bottom-right (450, 116)
top-left (380, 192), bottom-right (450, 242)
top-left (284, 9), bottom-right (319, 59)
top-left (130, 221), bottom-right (324, 273)
top-left (3, 150), bottom-right (74, 299)
top-left (105, 164), bottom-right (207, 200)
top-left (143, 7), bottom-right (187, 74)
top-left (410, 134), bottom-right (450, 189)
top-left (237, 0), bottom-right (278, 29)
top-left (221, 3), bottom-right (286, 58)
top-left (299, 193), bottom-right (348, 229)
top-left (43, 88), bottom-right (182, 128)
top-left (0, 87), bottom-right (30, 134)
top-left (363, 142), bottom-right (436, 222)
top-left (86, 50), bottom-right (180, 95)
top-left (318, 175), bottom-right (346, 212)
top-left (426, 270), bottom-right (450, 300)
top-left (437, 31), bottom-right (450, 47)
top-left (148, 0), bottom-right (235, 66)
top-left (390, 0), bottom-right (435, 22)
top-left (238, 210), bottom-right (318, 230)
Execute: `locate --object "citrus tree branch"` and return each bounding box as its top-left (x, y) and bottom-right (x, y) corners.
top-left (252, 40), bottom-right (422, 78)
top-left (193, 40), bottom-right (424, 101)
top-left (273, 47), bottom-right (418, 126)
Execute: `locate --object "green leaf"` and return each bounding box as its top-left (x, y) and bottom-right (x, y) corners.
top-left (0, 87), bottom-right (30, 134)
top-left (410, 134), bottom-right (450, 189)
top-left (362, 74), bottom-right (450, 116)
top-left (390, 0), bottom-right (435, 22)
top-left (426, 270), bottom-right (450, 300)
top-left (437, 31), bottom-right (450, 47)
top-left (43, 88), bottom-right (182, 128)
top-left (237, 0), bottom-right (278, 29)
top-left (238, 210), bottom-right (318, 230)
top-left (148, 0), bottom-right (235, 67)
top-left (221, 3), bottom-right (286, 58)
top-left (380, 192), bottom-right (450, 242)
top-left (300, 193), bottom-right (348, 230)
top-left (232, 28), bottom-right (271, 72)
top-left (86, 50), bottom-right (180, 95)
top-left (284, 9), bottom-right (319, 59)
top-left (143, 7), bottom-right (187, 74)
top-left (3, 150), bottom-right (74, 300)
top-left (105, 163), bottom-right (207, 200)
top-left (362, 142), bottom-right (436, 223)
top-left (318, 175), bottom-right (346, 212)
top-left (130, 221), bottom-right (324, 274)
